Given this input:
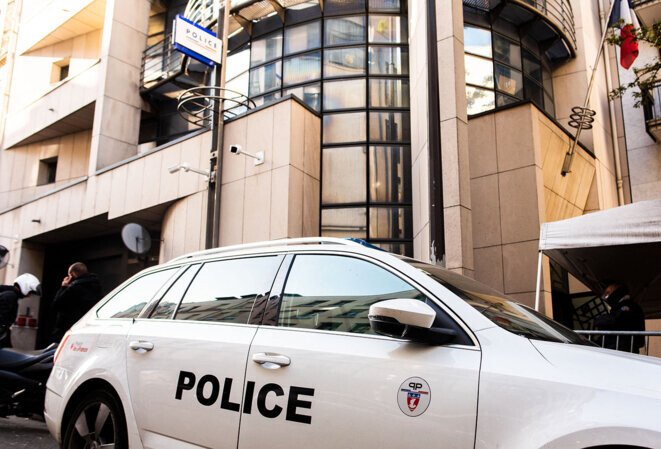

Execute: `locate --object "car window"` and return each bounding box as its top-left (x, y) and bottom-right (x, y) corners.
top-left (279, 254), bottom-right (426, 334)
top-left (97, 268), bottom-right (179, 319)
top-left (405, 260), bottom-right (592, 345)
top-left (150, 264), bottom-right (200, 319)
top-left (174, 256), bottom-right (281, 324)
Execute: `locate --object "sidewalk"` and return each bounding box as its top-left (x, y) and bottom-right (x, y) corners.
top-left (0, 416), bottom-right (57, 448)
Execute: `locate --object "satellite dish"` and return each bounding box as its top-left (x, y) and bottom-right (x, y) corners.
top-left (0, 245), bottom-right (9, 269)
top-left (121, 223), bottom-right (152, 255)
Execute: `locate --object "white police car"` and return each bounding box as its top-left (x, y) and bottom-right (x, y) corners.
top-left (45, 238), bottom-right (661, 449)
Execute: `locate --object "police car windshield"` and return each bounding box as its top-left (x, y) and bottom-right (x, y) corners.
top-left (405, 260), bottom-right (591, 345)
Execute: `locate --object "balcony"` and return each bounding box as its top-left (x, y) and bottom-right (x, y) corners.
top-left (464, 0), bottom-right (576, 63)
top-left (643, 84), bottom-right (661, 141)
top-left (633, 0), bottom-right (661, 27)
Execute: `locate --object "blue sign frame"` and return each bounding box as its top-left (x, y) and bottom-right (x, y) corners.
top-left (173, 14), bottom-right (217, 67)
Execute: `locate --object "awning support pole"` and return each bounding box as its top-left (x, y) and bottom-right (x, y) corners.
top-left (534, 251), bottom-right (543, 311)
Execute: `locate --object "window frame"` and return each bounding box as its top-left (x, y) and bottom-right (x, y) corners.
top-left (262, 250), bottom-right (477, 347)
top-left (137, 254), bottom-right (286, 326)
top-left (96, 266), bottom-right (184, 320)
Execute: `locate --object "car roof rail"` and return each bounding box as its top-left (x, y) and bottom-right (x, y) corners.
top-left (169, 237), bottom-right (366, 263)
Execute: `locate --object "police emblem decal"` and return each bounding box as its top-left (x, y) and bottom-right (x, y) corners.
top-left (397, 377), bottom-right (431, 417)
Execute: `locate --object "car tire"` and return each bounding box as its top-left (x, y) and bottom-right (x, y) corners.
top-left (62, 389), bottom-right (128, 449)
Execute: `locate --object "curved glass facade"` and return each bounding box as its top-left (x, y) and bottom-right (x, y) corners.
top-left (463, 8), bottom-right (556, 118)
top-left (224, 0), bottom-right (412, 255)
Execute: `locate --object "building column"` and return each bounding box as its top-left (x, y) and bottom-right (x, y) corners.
top-left (88, 0), bottom-right (151, 172)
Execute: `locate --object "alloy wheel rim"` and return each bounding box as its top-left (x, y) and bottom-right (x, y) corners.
top-left (68, 401), bottom-right (116, 449)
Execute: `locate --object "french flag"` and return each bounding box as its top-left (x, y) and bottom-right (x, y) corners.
top-left (609, 0), bottom-right (640, 69)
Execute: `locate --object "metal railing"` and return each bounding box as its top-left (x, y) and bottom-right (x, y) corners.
top-left (140, 31), bottom-right (183, 92)
top-left (575, 330), bottom-right (661, 356)
top-left (464, 0), bottom-right (576, 52)
top-left (643, 84), bottom-right (661, 123)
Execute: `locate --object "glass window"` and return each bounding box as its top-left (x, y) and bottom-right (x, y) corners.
top-left (322, 146), bottom-right (367, 203)
top-left (495, 64), bottom-right (522, 98)
top-left (284, 21), bottom-right (321, 55)
top-left (466, 86), bottom-right (495, 115)
top-left (325, 16), bottom-right (366, 46)
top-left (324, 47), bottom-right (366, 77)
top-left (324, 0), bottom-right (365, 15)
top-left (493, 33), bottom-right (520, 69)
top-left (369, 145), bottom-right (411, 203)
top-left (321, 208), bottom-right (367, 238)
top-left (226, 71), bottom-right (249, 100)
top-left (544, 93), bottom-right (555, 117)
top-left (323, 112), bottom-right (366, 143)
top-left (464, 25), bottom-right (492, 58)
top-left (251, 32), bottom-right (283, 66)
top-left (522, 49), bottom-right (542, 82)
top-left (524, 76), bottom-right (543, 105)
top-left (97, 268), bottom-right (178, 319)
top-left (151, 265), bottom-right (200, 319)
top-left (372, 242), bottom-right (412, 256)
top-left (542, 67), bottom-right (553, 95)
top-left (465, 54), bottom-right (494, 88)
top-left (369, 111), bottom-right (410, 142)
top-left (369, 78), bottom-right (409, 107)
top-left (249, 60), bottom-right (282, 96)
top-left (174, 257), bottom-right (281, 323)
top-left (284, 82), bottom-right (321, 111)
top-left (368, 15), bottom-right (407, 43)
top-left (279, 255), bottom-right (425, 333)
top-left (496, 93), bottom-right (519, 108)
top-left (252, 91), bottom-right (282, 107)
top-left (369, 206), bottom-right (412, 238)
top-left (283, 51), bottom-right (321, 86)
top-left (226, 47), bottom-right (250, 81)
top-left (368, 46), bottom-right (408, 74)
top-left (369, 0), bottom-right (400, 11)
top-left (323, 78), bottom-right (365, 110)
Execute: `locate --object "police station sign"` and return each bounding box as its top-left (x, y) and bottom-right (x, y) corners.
top-left (173, 15), bottom-right (222, 66)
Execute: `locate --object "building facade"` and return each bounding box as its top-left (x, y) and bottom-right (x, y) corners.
top-left (0, 0), bottom-right (658, 349)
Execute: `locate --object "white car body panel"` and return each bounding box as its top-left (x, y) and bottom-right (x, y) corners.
top-left (43, 240), bottom-right (661, 449)
top-left (239, 326), bottom-right (480, 449)
top-left (126, 319), bottom-right (257, 449)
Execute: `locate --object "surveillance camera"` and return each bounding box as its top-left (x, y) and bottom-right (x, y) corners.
top-left (168, 164), bottom-right (180, 174)
top-left (230, 145), bottom-right (242, 155)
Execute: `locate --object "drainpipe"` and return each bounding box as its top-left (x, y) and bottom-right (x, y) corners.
top-left (599, 0), bottom-right (625, 205)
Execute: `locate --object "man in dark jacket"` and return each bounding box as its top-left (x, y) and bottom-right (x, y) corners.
top-left (51, 262), bottom-right (101, 343)
top-left (0, 273), bottom-right (41, 347)
top-left (594, 283), bottom-right (646, 353)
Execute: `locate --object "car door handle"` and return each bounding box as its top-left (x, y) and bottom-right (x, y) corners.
top-left (252, 353), bottom-right (290, 369)
top-left (129, 341), bottom-right (154, 353)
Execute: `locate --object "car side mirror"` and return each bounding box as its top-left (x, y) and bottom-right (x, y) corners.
top-left (368, 299), bottom-right (457, 345)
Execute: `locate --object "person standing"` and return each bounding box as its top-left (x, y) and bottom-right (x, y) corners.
top-left (594, 283), bottom-right (646, 353)
top-left (0, 273), bottom-right (41, 348)
top-left (51, 262), bottom-right (101, 343)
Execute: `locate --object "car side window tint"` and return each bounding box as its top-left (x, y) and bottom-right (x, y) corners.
top-left (150, 264), bottom-right (200, 319)
top-left (97, 268), bottom-right (179, 319)
top-left (174, 256), bottom-right (281, 324)
top-left (279, 254), bottom-right (426, 334)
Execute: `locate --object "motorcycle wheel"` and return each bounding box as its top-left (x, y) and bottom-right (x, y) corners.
top-left (62, 389), bottom-right (127, 449)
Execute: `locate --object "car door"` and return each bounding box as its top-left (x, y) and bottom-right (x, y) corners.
top-left (126, 255), bottom-right (283, 449)
top-left (237, 252), bottom-right (481, 449)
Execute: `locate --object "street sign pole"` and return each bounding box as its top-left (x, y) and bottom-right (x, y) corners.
top-left (210, 0), bottom-right (230, 248)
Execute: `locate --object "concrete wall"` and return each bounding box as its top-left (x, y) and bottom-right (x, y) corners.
top-left (618, 39), bottom-right (661, 202)
top-left (159, 99), bottom-right (321, 261)
top-left (0, 130), bottom-right (92, 210)
top-left (469, 104), bottom-right (596, 314)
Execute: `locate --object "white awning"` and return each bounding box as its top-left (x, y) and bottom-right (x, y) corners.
top-left (539, 199), bottom-right (661, 318)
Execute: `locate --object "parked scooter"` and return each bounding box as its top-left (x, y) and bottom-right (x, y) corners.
top-left (0, 343), bottom-right (56, 419)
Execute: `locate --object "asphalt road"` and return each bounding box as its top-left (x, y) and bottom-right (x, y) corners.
top-left (0, 416), bottom-right (58, 448)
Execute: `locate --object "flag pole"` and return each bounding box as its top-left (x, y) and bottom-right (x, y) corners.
top-left (561, 0), bottom-right (618, 176)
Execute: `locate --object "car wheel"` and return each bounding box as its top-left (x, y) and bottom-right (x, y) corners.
top-left (62, 389), bottom-right (127, 449)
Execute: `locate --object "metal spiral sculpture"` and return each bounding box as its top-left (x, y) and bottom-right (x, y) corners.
top-left (177, 86), bottom-right (256, 127)
top-left (568, 106), bottom-right (596, 131)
